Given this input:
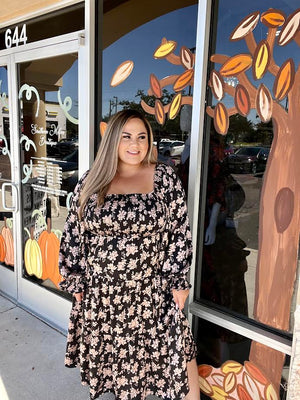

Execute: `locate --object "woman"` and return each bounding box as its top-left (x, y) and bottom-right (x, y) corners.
top-left (59, 110), bottom-right (199, 400)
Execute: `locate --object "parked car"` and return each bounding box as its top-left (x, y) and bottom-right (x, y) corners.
top-left (159, 140), bottom-right (185, 157)
top-left (227, 146), bottom-right (270, 174)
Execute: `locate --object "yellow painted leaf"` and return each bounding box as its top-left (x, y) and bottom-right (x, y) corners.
top-left (221, 360), bottom-right (243, 375)
top-left (278, 10), bottom-right (300, 46)
top-left (273, 59), bottom-right (295, 101)
top-left (235, 84), bottom-right (251, 117)
top-left (180, 46), bottom-right (194, 69)
top-left (253, 40), bottom-right (270, 80)
top-left (224, 372), bottom-right (236, 393)
top-left (243, 372), bottom-right (260, 400)
top-left (256, 84), bottom-right (273, 123)
top-left (214, 103), bottom-right (229, 135)
top-left (150, 74), bottom-right (162, 98)
top-left (99, 122), bottom-right (107, 137)
top-left (230, 12), bottom-right (260, 41)
top-left (261, 9), bottom-right (286, 27)
top-left (199, 376), bottom-right (213, 396)
top-left (265, 383), bottom-right (279, 400)
top-left (220, 54), bottom-right (252, 76)
top-left (211, 70), bottom-right (224, 101)
top-left (154, 99), bottom-right (165, 125)
top-left (173, 69), bottom-right (194, 92)
top-left (153, 40), bottom-right (177, 59)
top-left (168, 93), bottom-right (182, 120)
top-left (110, 60), bottom-right (134, 87)
top-left (211, 385), bottom-right (228, 400)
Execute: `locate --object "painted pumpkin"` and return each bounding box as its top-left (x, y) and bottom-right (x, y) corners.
top-left (38, 218), bottom-right (62, 287)
top-left (24, 227), bottom-right (43, 278)
top-left (2, 218), bottom-right (14, 266)
top-left (0, 234), bottom-right (6, 263)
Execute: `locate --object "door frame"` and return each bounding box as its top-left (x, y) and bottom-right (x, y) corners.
top-left (0, 30), bottom-right (92, 332)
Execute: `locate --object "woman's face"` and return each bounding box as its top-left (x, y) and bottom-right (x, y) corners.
top-left (118, 118), bottom-right (149, 167)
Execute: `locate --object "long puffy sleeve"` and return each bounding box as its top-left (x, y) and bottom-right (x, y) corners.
top-left (161, 165), bottom-right (193, 291)
top-left (59, 172), bottom-right (88, 294)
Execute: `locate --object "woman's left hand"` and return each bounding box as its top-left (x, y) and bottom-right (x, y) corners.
top-left (172, 289), bottom-right (190, 310)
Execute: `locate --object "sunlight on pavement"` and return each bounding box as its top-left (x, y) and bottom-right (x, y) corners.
top-left (0, 376), bottom-right (9, 400)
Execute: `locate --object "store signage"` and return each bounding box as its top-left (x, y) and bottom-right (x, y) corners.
top-left (5, 24), bottom-right (28, 48)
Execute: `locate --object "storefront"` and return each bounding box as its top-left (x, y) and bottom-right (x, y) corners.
top-left (0, 1), bottom-right (299, 399)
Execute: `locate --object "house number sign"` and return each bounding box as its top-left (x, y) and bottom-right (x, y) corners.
top-left (5, 24), bottom-right (28, 48)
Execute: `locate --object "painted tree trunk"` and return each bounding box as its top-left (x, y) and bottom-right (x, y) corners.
top-left (250, 106), bottom-right (300, 389)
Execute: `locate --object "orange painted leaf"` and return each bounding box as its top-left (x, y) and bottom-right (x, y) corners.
top-left (198, 364), bottom-right (213, 378)
top-left (199, 376), bottom-right (213, 396)
top-left (211, 70), bottom-right (224, 101)
top-left (220, 54), bottom-right (252, 77)
top-left (153, 40), bottom-right (177, 59)
top-left (237, 384), bottom-right (252, 400)
top-left (168, 93), bottom-right (182, 120)
top-left (214, 103), bottom-right (229, 135)
top-left (150, 74), bottom-right (162, 98)
top-left (265, 383), bottom-right (279, 400)
top-left (273, 59), bottom-right (295, 101)
top-left (235, 84), bottom-right (250, 117)
top-left (180, 46), bottom-right (194, 69)
top-left (224, 372), bottom-right (236, 393)
top-left (274, 187), bottom-right (294, 233)
top-left (110, 60), bottom-right (134, 87)
top-left (261, 9), bottom-right (286, 27)
top-left (253, 40), bottom-right (270, 80)
top-left (256, 84), bottom-right (273, 123)
top-left (278, 10), bottom-right (300, 46)
top-left (243, 372), bottom-right (260, 400)
top-left (230, 12), bottom-right (260, 41)
top-left (154, 99), bottom-right (165, 125)
top-left (173, 69), bottom-right (194, 92)
top-left (244, 361), bottom-right (269, 385)
top-left (100, 122), bottom-right (107, 137)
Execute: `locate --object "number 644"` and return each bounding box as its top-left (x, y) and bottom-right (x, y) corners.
top-left (5, 24), bottom-right (28, 49)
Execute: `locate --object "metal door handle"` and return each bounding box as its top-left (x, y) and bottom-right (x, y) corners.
top-left (1, 182), bottom-right (18, 212)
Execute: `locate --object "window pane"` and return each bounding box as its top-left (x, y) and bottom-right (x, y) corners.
top-left (195, 0), bottom-right (300, 334)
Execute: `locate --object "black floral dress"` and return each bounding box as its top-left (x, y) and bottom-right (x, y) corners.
top-left (59, 163), bottom-right (197, 400)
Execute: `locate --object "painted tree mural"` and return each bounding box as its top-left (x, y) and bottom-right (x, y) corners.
top-left (199, 7), bottom-right (300, 399)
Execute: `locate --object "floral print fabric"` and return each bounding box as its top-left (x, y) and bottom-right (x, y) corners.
top-left (59, 163), bottom-right (197, 400)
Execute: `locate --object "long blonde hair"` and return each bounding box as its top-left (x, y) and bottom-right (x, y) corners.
top-left (78, 109), bottom-right (157, 218)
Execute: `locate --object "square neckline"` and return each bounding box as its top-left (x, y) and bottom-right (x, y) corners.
top-left (105, 162), bottom-right (160, 198)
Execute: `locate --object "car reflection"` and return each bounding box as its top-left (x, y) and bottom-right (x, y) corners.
top-left (227, 146), bottom-right (270, 174)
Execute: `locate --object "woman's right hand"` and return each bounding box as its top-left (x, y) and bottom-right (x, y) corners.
top-left (74, 292), bottom-right (83, 302)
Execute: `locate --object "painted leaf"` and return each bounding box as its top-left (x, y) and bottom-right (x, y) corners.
top-left (150, 74), bottom-right (162, 98)
top-left (173, 69), bottom-right (194, 92)
top-left (265, 383), bottom-right (279, 400)
top-left (256, 84), bottom-right (273, 123)
top-left (221, 361), bottom-right (243, 375)
top-left (153, 40), bottom-right (177, 59)
top-left (224, 372), bottom-right (236, 393)
top-left (261, 9), bottom-right (286, 27)
top-left (154, 99), bottom-right (165, 125)
top-left (220, 54), bottom-right (252, 77)
top-left (244, 361), bottom-right (269, 385)
top-left (211, 373), bottom-right (224, 386)
top-left (243, 372), bottom-right (260, 400)
top-left (168, 93), bottom-right (182, 120)
top-left (274, 187), bottom-right (294, 233)
top-left (211, 385), bottom-right (227, 400)
top-left (214, 103), bottom-right (229, 135)
top-left (237, 384), bottom-right (252, 400)
top-left (211, 70), bottom-right (224, 101)
top-left (235, 84), bottom-right (250, 116)
top-left (180, 46), bottom-right (194, 69)
top-left (198, 364), bottom-right (213, 378)
top-left (199, 376), bottom-right (213, 396)
top-left (253, 40), bottom-right (270, 80)
top-left (278, 10), bottom-right (300, 46)
top-left (110, 60), bottom-right (134, 87)
top-left (230, 12), bottom-right (260, 41)
top-left (100, 122), bottom-right (107, 137)
top-left (273, 59), bottom-right (295, 101)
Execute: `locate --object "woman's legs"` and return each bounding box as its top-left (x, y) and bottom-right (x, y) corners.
top-left (184, 358), bottom-right (200, 400)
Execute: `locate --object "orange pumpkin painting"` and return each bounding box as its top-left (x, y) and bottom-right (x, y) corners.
top-left (1, 218), bottom-right (14, 266)
top-left (38, 218), bottom-right (62, 288)
top-left (0, 233), bottom-right (6, 263)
